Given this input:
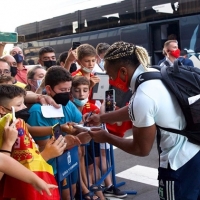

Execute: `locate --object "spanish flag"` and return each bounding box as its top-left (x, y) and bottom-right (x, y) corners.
top-left (0, 114), bottom-right (60, 200)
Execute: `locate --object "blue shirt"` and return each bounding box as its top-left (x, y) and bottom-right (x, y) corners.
top-left (178, 57), bottom-right (194, 67)
top-left (27, 101), bottom-right (82, 174)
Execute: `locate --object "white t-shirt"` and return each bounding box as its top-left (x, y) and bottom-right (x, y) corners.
top-left (128, 64), bottom-right (200, 170)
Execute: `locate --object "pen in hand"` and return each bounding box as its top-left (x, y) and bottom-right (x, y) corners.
top-left (83, 111), bottom-right (93, 126)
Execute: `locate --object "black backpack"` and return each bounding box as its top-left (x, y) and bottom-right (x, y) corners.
top-left (135, 59), bottom-right (200, 145)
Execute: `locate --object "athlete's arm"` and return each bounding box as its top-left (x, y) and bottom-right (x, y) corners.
top-left (85, 106), bottom-right (130, 126)
top-left (89, 124), bottom-right (157, 156)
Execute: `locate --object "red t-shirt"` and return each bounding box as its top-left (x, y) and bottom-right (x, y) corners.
top-left (106, 104), bottom-right (133, 138)
top-left (106, 121), bottom-right (132, 138)
top-left (15, 66), bottom-right (28, 84)
top-left (82, 102), bottom-right (100, 115)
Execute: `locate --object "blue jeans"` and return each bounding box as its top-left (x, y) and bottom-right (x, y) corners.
top-left (158, 151), bottom-right (200, 200)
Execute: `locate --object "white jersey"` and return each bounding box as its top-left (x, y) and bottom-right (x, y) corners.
top-left (128, 64), bottom-right (200, 170)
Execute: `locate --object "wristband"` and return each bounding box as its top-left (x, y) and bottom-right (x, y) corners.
top-left (0, 150), bottom-right (11, 154)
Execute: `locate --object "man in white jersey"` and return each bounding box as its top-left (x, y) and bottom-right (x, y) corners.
top-left (85, 41), bottom-right (200, 200)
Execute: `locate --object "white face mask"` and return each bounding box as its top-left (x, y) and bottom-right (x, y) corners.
top-left (79, 61), bottom-right (93, 73)
top-left (73, 97), bottom-right (88, 107)
top-left (82, 67), bottom-right (93, 73)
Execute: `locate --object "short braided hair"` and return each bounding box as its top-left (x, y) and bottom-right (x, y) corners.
top-left (104, 41), bottom-right (149, 70)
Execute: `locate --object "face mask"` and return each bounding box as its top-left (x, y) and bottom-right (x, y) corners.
top-left (82, 67), bottom-right (93, 73)
top-left (13, 54), bottom-right (23, 63)
top-left (15, 108), bottom-right (30, 123)
top-left (36, 79), bottom-right (42, 88)
top-left (10, 66), bottom-right (17, 77)
top-left (43, 60), bottom-right (57, 69)
top-left (99, 59), bottom-right (105, 70)
top-left (73, 97), bottom-right (88, 107)
top-left (31, 79), bottom-right (42, 91)
top-left (52, 91), bottom-right (70, 106)
top-left (170, 49), bottom-right (180, 58)
top-left (109, 70), bottom-right (129, 92)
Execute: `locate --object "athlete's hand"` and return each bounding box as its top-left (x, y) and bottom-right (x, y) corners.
top-left (77, 131), bottom-right (92, 144)
top-left (83, 113), bottom-right (101, 126)
top-left (88, 128), bottom-right (109, 143)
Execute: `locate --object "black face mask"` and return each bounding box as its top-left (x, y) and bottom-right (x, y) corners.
top-left (13, 54), bottom-right (23, 63)
top-left (43, 61), bottom-right (57, 69)
top-left (52, 92), bottom-right (70, 106)
top-left (15, 108), bottom-right (30, 123)
top-left (10, 66), bottom-right (17, 77)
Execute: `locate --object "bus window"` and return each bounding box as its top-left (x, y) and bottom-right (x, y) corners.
top-left (119, 0), bottom-right (137, 26)
top-left (139, 0), bottom-right (180, 22)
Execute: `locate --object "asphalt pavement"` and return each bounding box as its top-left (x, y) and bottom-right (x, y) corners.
top-left (110, 130), bottom-right (160, 200)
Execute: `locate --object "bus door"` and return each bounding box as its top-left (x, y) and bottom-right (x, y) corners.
top-left (149, 20), bottom-right (180, 65)
top-left (120, 23), bottom-right (149, 52)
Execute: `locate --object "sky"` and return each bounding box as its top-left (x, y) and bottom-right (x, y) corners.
top-left (1, 0), bottom-right (121, 52)
top-left (1, 0), bottom-right (122, 32)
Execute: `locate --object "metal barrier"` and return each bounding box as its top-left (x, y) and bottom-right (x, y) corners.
top-left (56, 146), bottom-right (81, 199)
top-left (56, 140), bottom-right (137, 200)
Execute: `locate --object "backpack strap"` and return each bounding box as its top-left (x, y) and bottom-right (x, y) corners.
top-left (156, 127), bottom-right (162, 166)
top-left (135, 72), bottom-right (163, 157)
top-left (157, 125), bottom-right (183, 134)
top-left (135, 71), bottom-right (162, 91)
top-left (164, 60), bottom-right (170, 67)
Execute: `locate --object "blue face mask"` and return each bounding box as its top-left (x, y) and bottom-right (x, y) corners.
top-left (31, 79), bottom-right (43, 90)
top-left (36, 79), bottom-right (42, 88)
top-left (99, 59), bottom-right (105, 70)
top-left (73, 97), bottom-right (88, 107)
top-left (13, 54), bottom-right (23, 63)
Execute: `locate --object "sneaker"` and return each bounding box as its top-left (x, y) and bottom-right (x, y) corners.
top-left (104, 185), bottom-right (127, 198)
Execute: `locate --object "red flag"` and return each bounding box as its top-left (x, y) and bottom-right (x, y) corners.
top-left (0, 118), bottom-right (60, 200)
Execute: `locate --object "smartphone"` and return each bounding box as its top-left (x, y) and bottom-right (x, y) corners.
top-left (11, 106), bottom-right (16, 122)
top-left (52, 123), bottom-right (62, 139)
top-left (105, 89), bottom-right (115, 112)
top-left (0, 32), bottom-right (18, 43)
top-left (72, 42), bottom-right (81, 50)
top-left (18, 35), bottom-right (25, 43)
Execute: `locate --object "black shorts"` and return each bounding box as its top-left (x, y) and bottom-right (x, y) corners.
top-left (85, 141), bottom-right (100, 166)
